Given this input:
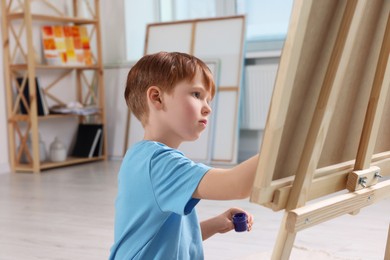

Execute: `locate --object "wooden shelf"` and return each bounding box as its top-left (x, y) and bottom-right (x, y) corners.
top-left (15, 156), bottom-right (105, 172)
top-left (40, 113), bottom-right (102, 119)
top-left (12, 114), bottom-right (75, 121)
top-left (11, 64), bottom-right (100, 70)
top-left (10, 113), bottom-right (101, 122)
top-left (2, 0), bottom-right (106, 173)
top-left (8, 12), bottom-right (98, 24)
top-left (40, 114), bottom-right (95, 119)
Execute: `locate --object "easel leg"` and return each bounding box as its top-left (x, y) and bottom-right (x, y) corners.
top-left (385, 223), bottom-right (390, 260)
top-left (272, 213), bottom-right (297, 260)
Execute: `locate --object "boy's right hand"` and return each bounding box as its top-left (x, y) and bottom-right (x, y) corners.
top-left (216, 207), bottom-right (254, 234)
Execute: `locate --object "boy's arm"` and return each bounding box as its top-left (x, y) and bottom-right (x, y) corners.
top-left (200, 216), bottom-right (228, 241)
top-left (193, 154), bottom-right (259, 200)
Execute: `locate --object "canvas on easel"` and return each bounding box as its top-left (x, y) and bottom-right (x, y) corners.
top-left (249, 0), bottom-right (390, 259)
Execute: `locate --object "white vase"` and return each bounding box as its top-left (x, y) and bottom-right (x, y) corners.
top-left (49, 137), bottom-right (67, 162)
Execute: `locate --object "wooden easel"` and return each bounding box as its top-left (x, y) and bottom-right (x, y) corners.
top-left (250, 0), bottom-right (390, 259)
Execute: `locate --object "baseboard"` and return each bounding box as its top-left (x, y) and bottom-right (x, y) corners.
top-left (0, 162), bottom-right (10, 174)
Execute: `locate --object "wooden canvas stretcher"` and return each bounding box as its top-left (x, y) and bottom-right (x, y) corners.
top-left (249, 0), bottom-right (390, 259)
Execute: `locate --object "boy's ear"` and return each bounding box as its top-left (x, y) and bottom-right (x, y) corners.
top-left (147, 86), bottom-right (163, 109)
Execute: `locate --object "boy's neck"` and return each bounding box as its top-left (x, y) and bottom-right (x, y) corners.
top-left (143, 127), bottom-right (181, 149)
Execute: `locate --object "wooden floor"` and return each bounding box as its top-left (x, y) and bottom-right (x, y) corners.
top-left (0, 160), bottom-right (389, 260)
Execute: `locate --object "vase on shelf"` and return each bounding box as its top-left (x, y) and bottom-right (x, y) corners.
top-left (49, 137), bottom-right (67, 162)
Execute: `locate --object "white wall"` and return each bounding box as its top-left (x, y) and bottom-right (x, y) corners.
top-left (100, 1), bottom-right (127, 64)
top-left (100, 0), bottom-right (131, 160)
top-left (0, 1), bottom-right (127, 174)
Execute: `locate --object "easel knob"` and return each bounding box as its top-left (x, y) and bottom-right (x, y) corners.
top-left (346, 166), bottom-right (381, 192)
top-left (359, 177), bottom-right (367, 188)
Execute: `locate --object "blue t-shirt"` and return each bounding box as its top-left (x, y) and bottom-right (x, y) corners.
top-left (109, 141), bottom-right (210, 260)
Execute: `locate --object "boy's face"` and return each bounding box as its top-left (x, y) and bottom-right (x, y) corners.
top-left (160, 71), bottom-right (213, 145)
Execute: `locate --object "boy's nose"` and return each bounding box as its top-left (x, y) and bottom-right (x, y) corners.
top-left (202, 102), bottom-right (212, 115)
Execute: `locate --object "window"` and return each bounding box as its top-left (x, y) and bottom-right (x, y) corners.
top-left (237, 0), bottom-right (293, 42)
top-left (125, 0), bottom-right (293, 61)
top-left (161, 0), bottom-right (216, 21)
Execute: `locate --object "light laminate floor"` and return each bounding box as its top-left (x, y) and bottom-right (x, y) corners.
top-left (0, 161), bottom-right (389, 260)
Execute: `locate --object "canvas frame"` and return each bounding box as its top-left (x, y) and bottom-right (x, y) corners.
top-left (249, 0), bottom-right (390, 259)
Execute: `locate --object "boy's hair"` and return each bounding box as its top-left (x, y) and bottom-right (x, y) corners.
top-left (124, 51), bottom-right (216, 125)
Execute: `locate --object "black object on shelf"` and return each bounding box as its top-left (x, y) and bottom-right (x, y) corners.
top-left (16, 77), bottom-right (49, 116)
top-left (72, 124), bottom-right (103, 158)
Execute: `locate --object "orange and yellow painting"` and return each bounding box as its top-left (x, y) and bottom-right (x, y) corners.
top-left (41, 25), bottom-right (93, 66)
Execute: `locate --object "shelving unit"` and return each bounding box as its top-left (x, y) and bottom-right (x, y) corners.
top-left (1, 0), bottom-right (106, 173)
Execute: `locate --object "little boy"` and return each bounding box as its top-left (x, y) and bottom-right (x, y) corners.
top-left (110, 52), bottom-right (260, 259)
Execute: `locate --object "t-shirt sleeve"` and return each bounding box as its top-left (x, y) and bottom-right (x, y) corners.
top-left (150, 148), bottom-right (210, 215)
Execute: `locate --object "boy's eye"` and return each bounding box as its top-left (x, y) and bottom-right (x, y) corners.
top-left (192, 92), bottom-right (201, 99)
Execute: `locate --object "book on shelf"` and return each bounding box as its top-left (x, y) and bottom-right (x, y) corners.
top-left (41, 25), bottom-right (92, 66)
top-left (88, 128), bottom-right (101, 158)
top-left (72, 124), bottom-right (103, 158)
top-left (49, 104), bottom-right (100, 116)
top-left (16, 77), bottom-right (49, 116)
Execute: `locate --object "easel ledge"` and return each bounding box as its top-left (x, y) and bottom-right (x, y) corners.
top-left (250, 151), bottom-right (390, 211)
top-left (286, 179), bottom-right (390, 233)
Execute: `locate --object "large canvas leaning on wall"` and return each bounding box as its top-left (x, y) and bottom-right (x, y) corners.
top-left (125, 15), bottom-right (245, 164)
